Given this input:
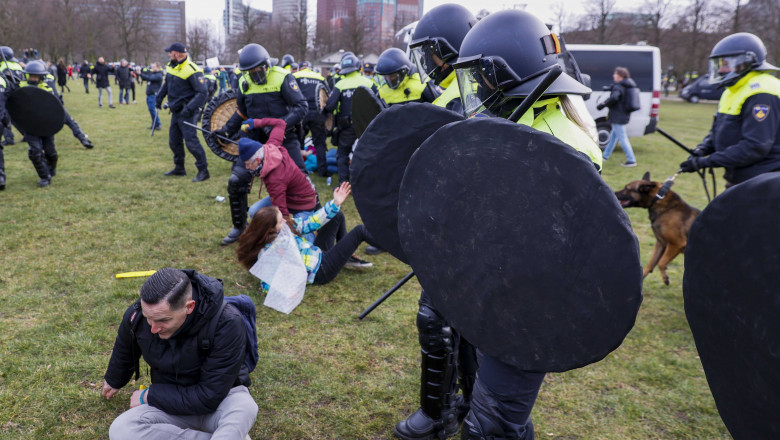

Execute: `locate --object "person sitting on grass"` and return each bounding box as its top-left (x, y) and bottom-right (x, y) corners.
top-left (237, 181), bottom-right (375, 289)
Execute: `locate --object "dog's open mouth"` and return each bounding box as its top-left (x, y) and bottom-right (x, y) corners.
top-left (619, 199), bottom-right (631, 207)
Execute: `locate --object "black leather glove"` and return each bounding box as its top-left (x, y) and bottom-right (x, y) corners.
top-left (213, 126), bottom-right (230, 140)
top-left (596, 103), bottom-right (605, 110)
top-left (155, 100), bottom-right (162, 110)
top-left (679, 156), bottom-right (709, 173)
top-left (691, 147), bottom-right (708, 157)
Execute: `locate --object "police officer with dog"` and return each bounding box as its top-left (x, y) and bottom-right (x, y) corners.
top-left (156, 42), bottom-right (210, 182)
top-left (680, 32), bottom-right (780, 187)
top-left (215, 43), bottom-right (309, 246)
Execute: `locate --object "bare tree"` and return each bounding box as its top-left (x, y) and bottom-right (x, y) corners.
top-left (187, 19), bottom-right (217, 64)
top-left (586, 0), bottom-right (617, 44)
top-left (341, 13), bottom-right (369, 56)
top-left (642, 0), bottom-right (673, 46)
top-left (102, 0), bottom-right (152, 60)
top-left (288, 0), bottom-right (311, 61)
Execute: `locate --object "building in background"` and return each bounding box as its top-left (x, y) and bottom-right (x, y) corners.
top-left (317, 0), bottom-right (422, 52)
top-left (273, 0), bottom-right (307, 25)
top-left (223, 0), bottom-right (272, 41)
top-left (146, 0), bottom-right (187, 44)
top-left (317, 0), bottom-right (357, 44)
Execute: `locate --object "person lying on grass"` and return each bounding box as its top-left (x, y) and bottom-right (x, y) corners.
top-left (236, 182), bottom-right (377, 288)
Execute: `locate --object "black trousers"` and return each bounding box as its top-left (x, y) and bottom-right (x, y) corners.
top-left (313, 223), bottom-right (376, 285)
top-left (169, 110), bottom-right (208, 171)
top-left (336, 125), bottom-right (356, 184)
top-left (303, 110), bottom-right (328, 175)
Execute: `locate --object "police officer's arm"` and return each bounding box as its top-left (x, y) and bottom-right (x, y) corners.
top-left (705, 93), bottom-right (780, 168)
top-left (223, 91), bottom-right (247, 134)
top-left (323, 87), bottom-right (342, 113)
top-left (184, 71), bottom-right (208, 114)
top-left (155, 76), bottom-right (169, 108)
top-left (280, 73), bottom-right (308, 126)
top-left (103, 304), bottom-right (143, 391)
top-left (0, 83), bottom-right (7, 119)
top-left (146, 312), bottom-right (247, 415)
top-left (696, 124), bottom-right (716, 156)
top-left (421, 81), bottom-right (440, 103)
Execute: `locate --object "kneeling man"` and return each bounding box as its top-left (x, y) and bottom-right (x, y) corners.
top-left (102, 268), bottom-right (257, 439)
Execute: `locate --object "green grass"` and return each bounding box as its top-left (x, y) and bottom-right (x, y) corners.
top-left (0, 85), bottom-right (731, 439)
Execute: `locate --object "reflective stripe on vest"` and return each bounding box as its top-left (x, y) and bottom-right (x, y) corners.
top-left (516, 97), bottom-right (603, 172)
top-left (378, 75), bottom-right (426, 105)
top-left (166, 57), bottom-right (201, 80)
top-left (0, 61), bottom-right (23, 72)
top-left (239, 66), bottom-right (287, 95)
top-left (293, 68), bottom-right (325, 82)
top-left (20, 80), bottom-right (54, 93)
top-left (204, 74), bottom-right (217, 81)
top-left (433, 72), bottom-right (459, 108)
top-left (334, 71), bottom-right (376, 91)
top-left (718, 71), bottom-right (780, 116)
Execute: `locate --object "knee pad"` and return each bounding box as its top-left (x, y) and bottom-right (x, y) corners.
top-left (417, 303), bottom-right (452, 353)
top-left (228, 172), bottom-right (251, 196)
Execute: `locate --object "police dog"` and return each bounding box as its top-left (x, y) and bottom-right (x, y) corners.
top-left (614, 172), bottom-right (700, 285)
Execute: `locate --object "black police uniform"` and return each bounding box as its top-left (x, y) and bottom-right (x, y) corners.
top-left (0, 58), bottom-right (24, 145)
top-left (0, 75), bottom-right (7, 189)
top-left (220, 66), bottom-right (309, 244)
top-left (322, 71), bottom-right (379, 184)
top-left (293, 67), bottom-right (330, 176)
top-left (156, 55), bottom-right (209, 177)
top-left (19, 77), bottom-right (60, 186)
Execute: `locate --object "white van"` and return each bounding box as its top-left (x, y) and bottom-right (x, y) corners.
top-left (563, 44), bottom-right (661, 147)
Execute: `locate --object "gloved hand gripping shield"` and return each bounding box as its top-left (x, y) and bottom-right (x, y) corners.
top-left (410, 37), bottom-right (459, 85)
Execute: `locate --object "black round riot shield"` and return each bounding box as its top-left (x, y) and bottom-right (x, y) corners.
top-left (351, 103), bottom-right (464, 264)
top-left (352, 86), bottom-right (385, 138)
top-left (202, 89), bottom-right (239, 161)
top-left (397, 118), bottom-right (643, 372)
top-left (7, 86), bottom-right (65, 137)
top-left (683, 172), bottom-right (780, 440)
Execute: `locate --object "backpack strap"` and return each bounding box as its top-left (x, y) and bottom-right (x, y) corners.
top-left (199, 300), bottom-right (227, 357)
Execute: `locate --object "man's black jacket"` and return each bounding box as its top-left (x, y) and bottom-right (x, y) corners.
top-left (91, 62), bottom-right (115, 88)
top-left (602, 77), bottom-right (637, 125)
top-left (104, 270), bottom-right (250, 415)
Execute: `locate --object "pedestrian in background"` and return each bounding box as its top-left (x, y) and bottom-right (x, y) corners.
top-left (56, 58), bottom-right (70, 95)
top-left (91, 57), bottom-right (116, 108)
top-left (598, 66), bottom-right (638, 167)
top-left (140, 62), bottom-right (163, 131)
top-left (116, 59), bottom-right (133, 105)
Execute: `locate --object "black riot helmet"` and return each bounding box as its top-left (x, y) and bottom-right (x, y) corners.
top-left (281, 54), bottom-right (295, 68)
top-left (376, 48), bottom-right (412, 89)
top-left (0, 46), bottom-right (14, 60)
top-left (410, 4), bottom-right (476, 85)
top-left (24, 60), bottom-right (48, 83)
top-left (340, 53), bottom-right (361, 74)
top-left (708, 32), bottom-right (779, 87)
top-left (453, 9), bottom-right (590, 118)
top-left (239, 43), bottom-right (271, 85)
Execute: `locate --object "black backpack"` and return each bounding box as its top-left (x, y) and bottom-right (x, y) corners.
top-left (624, 86), bottom-right (641, 113)
top-left (129, 294), bottom-right (259, 380)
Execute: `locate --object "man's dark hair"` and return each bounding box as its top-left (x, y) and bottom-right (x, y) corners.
top-left (140, 268), bottom-right (192, 309)
top-left (615, 66), bottom-right (631, 79)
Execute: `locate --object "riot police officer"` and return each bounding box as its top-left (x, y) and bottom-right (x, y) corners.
top-left (281, 54), bottom-right (295, 72)
top-left (293, 61), bottom-right (330, 176)
top-left (326, 63), bottom-right (341, 90)
top-left (389, 6), bottom-right (479, 440)
top-left (679, 33), bottom-right (780, 186)
top-left (409, 4), bottom-right (476, 114)
top-left (448, 10), bottom-right (603, 439)
top-left (155, 42), bottom-right (210, 182)
top-left (18, 61), bottom-right (61, 187)
top-left (0, 46), bottom-right (23, 146)
top-left (215, 43), bottom-right (309, 245)
top-left (375, 48), bottom-right (437, 106)
top-left (322, 53), bottom-right (379, 184)
top-left (0, 72), bottom-right (7, 189)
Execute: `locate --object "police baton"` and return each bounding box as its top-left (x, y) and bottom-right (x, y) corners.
top-left (508, 64), bottom-right (563, 123)
top-left (150, 111), bottom-right (159, 137)
top-left (182, 121), bottom-right (238, 145)
top-left (358, 271), bottom-right (415, 320)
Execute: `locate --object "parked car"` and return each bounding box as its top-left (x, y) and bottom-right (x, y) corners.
top-left (680, 74), bottom-right (725, 103)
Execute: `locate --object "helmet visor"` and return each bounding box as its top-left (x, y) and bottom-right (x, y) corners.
top-left (383, 70), bottom-right (407, 89)
top-left (454, 55), bottom-right (525, 118)
top-left (708, 53), bottom-right (754, 85)
top-left (410, 37), bottom-right (458, 84)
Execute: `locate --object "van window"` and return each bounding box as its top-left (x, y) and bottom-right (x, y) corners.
top-left (568, 50), bottom-right (654, 91)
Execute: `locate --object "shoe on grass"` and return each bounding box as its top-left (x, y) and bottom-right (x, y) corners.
top-left (346, 255), bottom-right (372, 268)
top-left (621, 162), bottom-right (637, 167)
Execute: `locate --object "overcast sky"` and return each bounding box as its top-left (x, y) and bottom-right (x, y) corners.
top-left (185, 0), bottom-right (646, 37)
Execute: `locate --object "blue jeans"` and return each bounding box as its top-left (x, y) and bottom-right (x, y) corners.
top-left (119, 87), bottom-right (130, 104)
top-left (146, 95), bottom-right (160, 128)
top-left (602, 123), bottom-right (636, 163)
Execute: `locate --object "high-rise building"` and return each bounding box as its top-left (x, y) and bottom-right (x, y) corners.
top-left (316, 0), bottom-right (421, 51)
top-left (146, 0), bottom-right (186, 44)
top-left (317, 0), bottom-right (357, 43)
top-left (223, 0), bottom-right (272, 41)
top-left (273, 0), bottom-right (306, 25)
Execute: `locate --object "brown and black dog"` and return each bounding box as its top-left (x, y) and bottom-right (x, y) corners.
top-left (614, 172), bottom-right (700, 285)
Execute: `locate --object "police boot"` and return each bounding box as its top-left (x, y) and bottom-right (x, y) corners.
top-left (46, 155), bottom-right (58, 177)
top-left (457, 339), bottom-right (479, 422)
top-left (0, 170), bottom-right (5, 190)
top-left (460, 410), bottom-right (531, 440)
top-left (32, 158), bottom-right (51, 187)
top-left (192, 168), bottom-right (210, 182)
top-left (222, 174), bottom-right (250, 245)
top-left (164, 166), bottom-right (186, 176)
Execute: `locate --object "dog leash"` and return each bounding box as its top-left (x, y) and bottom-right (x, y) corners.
top-left (655, 127), bottom-right (715, 203)
top-left (654, 171), bottom-right (680, 201)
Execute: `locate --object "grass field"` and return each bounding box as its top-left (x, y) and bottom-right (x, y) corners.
top-left (0, 84), bottom-right (732, 439)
